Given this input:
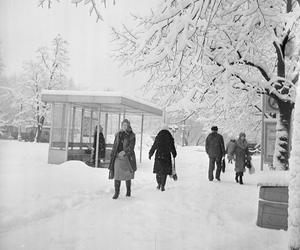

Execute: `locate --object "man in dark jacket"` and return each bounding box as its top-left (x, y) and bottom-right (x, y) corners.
top-left (149, 126), bottom-right (177, 191)
top-left (205, 126), bottom-right (225, 181)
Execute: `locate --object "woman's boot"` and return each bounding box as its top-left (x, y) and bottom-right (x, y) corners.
top-left (126, 180), bottom-right (131, 197)
top-left (161, 175), bottom-right (167, 191)
top-left (239, 174), bottom-right (244, 185)
top-left (156, 174), bottom-right (161, 190)
top-left (112, 180), bottom-right (121, 199)
top-left (235, 173), bottom-right (239, 183)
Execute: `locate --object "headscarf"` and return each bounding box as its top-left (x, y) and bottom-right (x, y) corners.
top-left (121, 119), bottom-right (132, 133)
top-left (236, 132), bottom-right (248, 149)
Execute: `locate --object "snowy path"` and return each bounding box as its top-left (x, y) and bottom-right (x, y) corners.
top-left (0, 140), bottom-right (287, 250)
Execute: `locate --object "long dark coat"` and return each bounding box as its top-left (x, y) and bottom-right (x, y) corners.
top-left (233, 139), bottom-right (250, 173)
top-left (108, 129), bottom-right (137, 177)
top-left (205, 132), bottom-right (225, 158)
top-left (93, 131), bottom-right (106, 159)
top-left (149, 129), bottom-right (177, 175)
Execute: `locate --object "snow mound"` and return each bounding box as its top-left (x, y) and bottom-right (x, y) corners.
top-left (257, 171), bottom-right (290, 186)
top-left (59, 160), bottom-right (88, 168)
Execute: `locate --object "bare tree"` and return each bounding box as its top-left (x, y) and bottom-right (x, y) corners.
top-left (22, 35), bottom-right (69, 142)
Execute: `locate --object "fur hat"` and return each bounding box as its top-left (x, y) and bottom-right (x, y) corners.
top-left (211, 126), bottom-right (218, 132)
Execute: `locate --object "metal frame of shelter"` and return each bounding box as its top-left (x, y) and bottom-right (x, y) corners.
top-left (41, 90), bottom-right (163, 167)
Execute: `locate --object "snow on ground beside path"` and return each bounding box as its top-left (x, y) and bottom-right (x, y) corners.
top-left (257, 170), bottom-right (290, 186)
top-left (0, 140), bottom-right (288, 250)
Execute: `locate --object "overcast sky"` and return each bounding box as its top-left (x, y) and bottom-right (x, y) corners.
top-left (0, 0), bottom-right (158, 94)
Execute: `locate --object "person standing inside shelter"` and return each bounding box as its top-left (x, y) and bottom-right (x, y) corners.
top-left (92, 125), bottom-right (106, 164)
top-left (205, 126), bottom-right (225, 181)
top-left (149, 125), bottom-right (177, 191)
top-left (108, 119), bottom-right (137, 199)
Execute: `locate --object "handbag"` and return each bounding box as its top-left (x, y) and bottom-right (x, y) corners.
top-left (171, 157), bottom-right (178, 181)
top-left (248, 162), bottom-right (255, 174)
top-left (221, 158), bottom-right (226, 173)
top-left (245, 157), bottom-right (252, 169)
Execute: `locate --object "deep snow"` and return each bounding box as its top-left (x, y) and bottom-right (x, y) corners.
top-left (0, 140), bottom-right (288, 250)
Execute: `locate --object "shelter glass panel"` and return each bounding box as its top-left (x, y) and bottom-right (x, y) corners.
top-left (51, 103), bottom-right (68, 149)
top-left (69, 107), bottom-right (83, 146)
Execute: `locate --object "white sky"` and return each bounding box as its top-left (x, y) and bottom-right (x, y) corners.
top-left (0, 0), bottom-right (158, 94)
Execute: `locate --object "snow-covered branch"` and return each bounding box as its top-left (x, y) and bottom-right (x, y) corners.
top-left (38, 0), bottom-right (115, 22)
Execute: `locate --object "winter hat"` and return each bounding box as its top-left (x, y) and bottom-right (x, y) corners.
top-left (211, 126), bottom-right (218, 132)
top-left (239, 132), bottom-right (246, 138)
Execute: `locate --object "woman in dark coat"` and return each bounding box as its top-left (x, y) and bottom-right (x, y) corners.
top-left (92, 125), bottom-right (106, 163)
top-left (232, 132), bottom-right (250, 185)
top-left (149, 126), bottom-right (177, 191)
top-left (108, 119), bottom-right (137, 199)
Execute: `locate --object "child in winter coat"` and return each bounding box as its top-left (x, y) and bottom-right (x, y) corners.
top-left (226, 139), bottom-right (236, 163)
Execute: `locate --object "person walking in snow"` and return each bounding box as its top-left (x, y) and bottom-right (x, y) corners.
top-left (149, 125), bottom-right (177, 191)
top-left (226, 138), bottom-right (236, 163)
top-left (205, 126), bottom-right (225, 181)
top-left (92, 125), bottom-right (106, 164)
top-left (231, 132), bottom-right (250, 185)
top-left (108, 119), bottom-right (137, 199)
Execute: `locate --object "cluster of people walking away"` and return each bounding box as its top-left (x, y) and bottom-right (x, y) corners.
top-left (205, 126), bottom-right (253, 185)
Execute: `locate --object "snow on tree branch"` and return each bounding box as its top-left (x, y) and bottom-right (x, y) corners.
top-left (38, 0), bottom-right (115, 22)
top-left (111, 0), bottom-right (300, 107)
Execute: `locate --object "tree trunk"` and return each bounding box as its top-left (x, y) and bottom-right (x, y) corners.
top-left (273, 99), bottom-right (293, 170)
top-left (288, 84), bottom-right (300, 250)
top-left (272, 29), bottom-right (294, 170)
top-left (35, 116), bottom-right (45, 143)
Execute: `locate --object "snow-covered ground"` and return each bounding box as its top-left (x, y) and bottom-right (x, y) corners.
top-left (0, 140), bottom-right (288, 250)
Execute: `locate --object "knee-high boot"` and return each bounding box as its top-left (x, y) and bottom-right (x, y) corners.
top-left (235, 173), bottom-right (239, 183)
top-left (112, 180), bottom-right (121, 199)
top-left (161, 175), bottom-right (167, 191)
top-left (239, 173), bottom-right (244, 185)
top-left (126, 180), bottom-right (131, 197)
top-left (156, 174), bottom-right (161, 190)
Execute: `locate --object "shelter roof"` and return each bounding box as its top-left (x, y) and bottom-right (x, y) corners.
top-left (41, 90), bottom-right (163, 116)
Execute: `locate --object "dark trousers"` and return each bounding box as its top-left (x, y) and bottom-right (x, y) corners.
top-left (208, 157), bottom-right (222, 181)
top-left (156, 173), bottom-right (167, 187)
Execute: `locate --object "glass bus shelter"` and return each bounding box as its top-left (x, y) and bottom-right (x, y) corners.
top-left (41, 90), bottom-right (163, 168)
